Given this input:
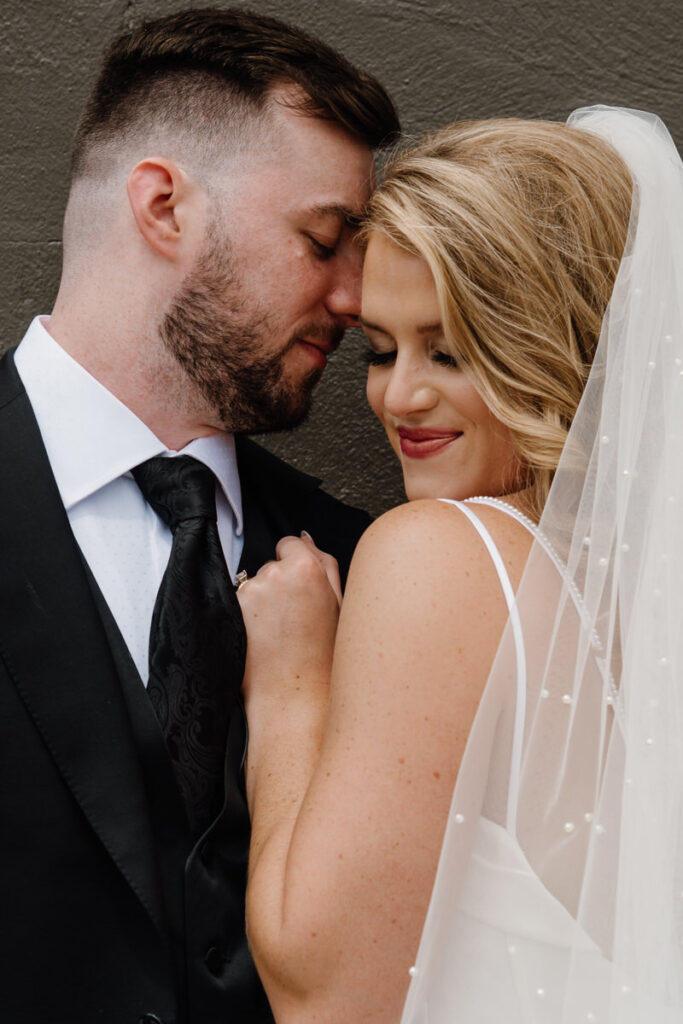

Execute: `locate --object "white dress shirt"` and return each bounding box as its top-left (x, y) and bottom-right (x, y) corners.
top-left (14, 316), bottom-right (244, 684)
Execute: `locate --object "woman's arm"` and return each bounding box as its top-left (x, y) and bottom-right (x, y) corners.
top-left (240, 499), bottom-right (531, 1024)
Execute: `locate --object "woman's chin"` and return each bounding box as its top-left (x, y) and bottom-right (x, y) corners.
top-left (403, 477), bottom-right (457, 502)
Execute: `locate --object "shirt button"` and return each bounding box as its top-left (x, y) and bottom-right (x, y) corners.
top-left (205, 945), bottom-right (225, 976)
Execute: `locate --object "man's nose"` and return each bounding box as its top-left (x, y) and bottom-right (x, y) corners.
top-left (325, 246), bottom-right (363, 327)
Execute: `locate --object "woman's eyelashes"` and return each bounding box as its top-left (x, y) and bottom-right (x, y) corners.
top-left (363, 348), bottom-right (458, 368)
top-left (432, 349), bottom-right (458, 368)
top-left (364, 348), bottom-right (396, 366)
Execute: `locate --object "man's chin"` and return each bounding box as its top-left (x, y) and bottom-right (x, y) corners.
top-left (220, 390), bottom-right (316, 434)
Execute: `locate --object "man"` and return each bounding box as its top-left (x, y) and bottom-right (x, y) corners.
top-left (0, 9), bottom-right (399, 1024)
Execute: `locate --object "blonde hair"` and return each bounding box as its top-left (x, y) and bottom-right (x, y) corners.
top-left (364, 119), bottom-right (633, 520)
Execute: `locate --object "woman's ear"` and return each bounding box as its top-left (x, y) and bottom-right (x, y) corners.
top-left (126, 157), bottom-right (193, 261)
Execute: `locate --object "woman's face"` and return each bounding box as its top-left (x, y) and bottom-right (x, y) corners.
top-left (362, 233), bottom-right (519, 502)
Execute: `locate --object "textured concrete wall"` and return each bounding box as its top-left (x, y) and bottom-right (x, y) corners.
top-left (2, 0), bottom-right (681, 515)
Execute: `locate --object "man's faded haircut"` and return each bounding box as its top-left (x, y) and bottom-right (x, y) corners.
top-left (70, 6), bottom-right (400, 182)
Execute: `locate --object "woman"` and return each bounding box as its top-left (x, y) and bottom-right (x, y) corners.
top-left (238, 107), bottom-right (683, 1023)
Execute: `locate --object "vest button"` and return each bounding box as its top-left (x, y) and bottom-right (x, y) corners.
top-left (205, 945), bottom-right (225, 976)
top-left (138, 1015), bottom-right (164, 1024)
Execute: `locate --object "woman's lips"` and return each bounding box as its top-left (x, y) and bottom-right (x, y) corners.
top-left (397, 427), bottom-right (463, 459)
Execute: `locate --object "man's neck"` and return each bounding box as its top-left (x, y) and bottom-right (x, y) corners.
top-left (46, 309), bottom-right (222, 451)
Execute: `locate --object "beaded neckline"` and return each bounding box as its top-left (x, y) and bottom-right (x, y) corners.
top-left (465, 495), bottom-right (539, 534)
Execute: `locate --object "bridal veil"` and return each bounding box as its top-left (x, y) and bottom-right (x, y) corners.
top-left (401, 107), bottom-right (683, 1023)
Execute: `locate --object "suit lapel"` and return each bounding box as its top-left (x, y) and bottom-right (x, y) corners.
top-left (0, 351), bottom-right (165, 934)
top-left (236, 435), bottom-right (321, 575)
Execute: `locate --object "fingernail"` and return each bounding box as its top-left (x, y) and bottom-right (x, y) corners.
top-left (300, 530), bottom-right (313, 541)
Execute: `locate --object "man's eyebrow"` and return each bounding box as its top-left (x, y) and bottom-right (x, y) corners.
top-left (305, 203), bottom-right (364, 229)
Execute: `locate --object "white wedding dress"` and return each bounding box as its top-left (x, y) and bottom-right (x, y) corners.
top-left (402, 497), bottom-right (683, 1024)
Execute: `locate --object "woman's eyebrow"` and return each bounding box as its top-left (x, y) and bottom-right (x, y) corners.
top-left (416, 321), bottom-right (443, 335)
top-left (359, 318), bottom-right (443, 335)
top-left (358, 317), bottom-right (388, 334)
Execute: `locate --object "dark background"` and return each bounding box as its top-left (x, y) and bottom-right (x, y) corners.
top-left (2, 0), bottom-right (681, 515)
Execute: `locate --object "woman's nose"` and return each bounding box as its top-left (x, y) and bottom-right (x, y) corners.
top-left (382, 358), bottom-right (438, 418)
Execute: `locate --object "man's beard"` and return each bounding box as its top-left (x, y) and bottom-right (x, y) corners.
top-left (160, 239), bottom-right (343, 433)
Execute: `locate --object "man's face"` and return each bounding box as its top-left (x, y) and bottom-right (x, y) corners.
top-left (162, 92), bottom-right (376, 433)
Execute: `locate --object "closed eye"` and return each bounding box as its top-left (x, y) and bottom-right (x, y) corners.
top-left (364, 349), bottom-right (396, 367)
top-left (309, 237), bottom-right (337, 261)
top-left (432, 350), bottom-right (458, 369)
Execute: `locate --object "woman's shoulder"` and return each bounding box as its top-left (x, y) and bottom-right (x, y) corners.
top-left (350, 497), bottom-right (533, 600)
top-left (358, 497), bottom-right (534, 564)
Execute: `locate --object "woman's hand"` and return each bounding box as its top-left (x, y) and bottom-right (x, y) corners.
top-left (236, 535), bottom-right (342, 821)
top-left (237, 534), bottom-right (342, 709)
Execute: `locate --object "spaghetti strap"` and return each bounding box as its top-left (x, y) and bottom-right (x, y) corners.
top-left (438, 497), bottom-right (529, 834)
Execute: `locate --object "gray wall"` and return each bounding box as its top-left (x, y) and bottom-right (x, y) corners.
top-left (2, 0), bottom-right (681, 515)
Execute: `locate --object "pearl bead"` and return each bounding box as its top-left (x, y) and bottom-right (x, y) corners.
top-left (540, 688), bottom-right (550, 699)
top-left (583, 536), bottom-right (591, 547)
top-left (664, 334), bottom-right (673, 343)
top-left (454, 813), bottom-right (465, 824)
top-left (584, 812), bottom-right (593, 823)
top-left (561, 694), bottom-right (572, 705)
top-left (621, 542), bottom-right (630, 552)
top-left (564, 822), bottom-right (575, 834)
top-left (659, 656), bottom-right (669, 667)
top-left (595, 824), bottom-right (605, 835)
top-left (648, 360), bottom-right (656, 369)
top-left (536, 988), bottom-right (546, 999)
top-left (409, 966), bottom-right (417, 977)
top-left (622, 469), bottom-right (630, 478)
top-left (621, 984), bottom-right (631, 995)
top-left (598, 557), bottom-right (608, 567)
top-left (646, 737), bottom-right (654, 746)
top-left (600, 435), bottom-right (610, 445)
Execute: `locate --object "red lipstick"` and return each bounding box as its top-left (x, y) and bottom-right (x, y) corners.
top-left (397, 427), bottom-right (463, 459)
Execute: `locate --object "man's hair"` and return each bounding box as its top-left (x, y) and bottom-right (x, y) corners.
top-left (70, 6), bottom-right (400, 182)
top-left (363, 119), bottom-right (632, 520)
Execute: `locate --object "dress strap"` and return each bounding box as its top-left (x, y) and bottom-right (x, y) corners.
top-left (438, 498), bottom-right (529, 834)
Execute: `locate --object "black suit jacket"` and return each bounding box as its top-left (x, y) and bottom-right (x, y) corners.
top-left (0, 348), bottom-right (371, 1024)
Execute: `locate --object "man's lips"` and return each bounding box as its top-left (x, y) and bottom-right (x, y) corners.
top-left (296, 336), bottom-right (338, 368)
top-left (300, 337), bottom-right (336, 355)
top-left (397, 427), bottom-right (463, 459)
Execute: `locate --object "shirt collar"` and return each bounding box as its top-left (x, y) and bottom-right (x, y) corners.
top-left (14, 317), bottom-right (243, 534)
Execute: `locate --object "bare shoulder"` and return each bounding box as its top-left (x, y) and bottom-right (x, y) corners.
top-left (350, 497), bottom-right (533, 599)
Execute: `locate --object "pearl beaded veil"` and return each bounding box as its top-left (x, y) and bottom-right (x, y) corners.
top-left (401, 107), bottom-right (683, 1023)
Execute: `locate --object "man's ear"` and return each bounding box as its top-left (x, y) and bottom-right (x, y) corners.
top-left (127, 158), bottom-right (195, 261)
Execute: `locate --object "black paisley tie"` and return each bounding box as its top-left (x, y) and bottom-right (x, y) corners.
top-left (132, 455), bottom-right (246, 836)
